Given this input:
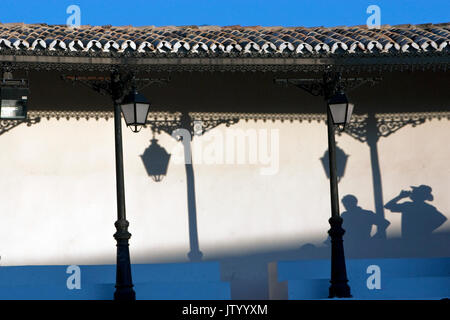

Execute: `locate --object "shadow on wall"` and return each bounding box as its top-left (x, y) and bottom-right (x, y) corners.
top-left (139, 130), bottom-right (449, 299)
top-left (320, 143), bottom-right (349, 182)
top-left (384, 185), bottom-right (447, 241)
top-left (309, 185), bottom-right (448, 259)
top-left (137, 111), bottom-right (449, 299)
top-left (141, 130), bottom-right (203, 262)
top-left (221, 186), bottom-right (448, 300)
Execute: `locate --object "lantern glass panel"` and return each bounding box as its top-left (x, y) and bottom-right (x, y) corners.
top-left (329, 103), bottom-right (348, 125)
top-left (121, 103), bottom-right (136, 125)
top-left (135, 103), bottom-right (150, 125)
top-left (346, 103), bottom-right (354, 124)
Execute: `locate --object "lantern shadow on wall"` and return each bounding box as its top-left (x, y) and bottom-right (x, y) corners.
top-left (320, 144), bottom-right (349, 182)
top-left (140, 137), bottom-right (171, 182)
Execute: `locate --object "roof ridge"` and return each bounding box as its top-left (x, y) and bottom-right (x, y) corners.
top-left (0, 22), bottom-right (448, 29)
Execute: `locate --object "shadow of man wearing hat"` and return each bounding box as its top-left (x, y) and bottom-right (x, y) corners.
top-left (385, 185), bottom-right (447, 240)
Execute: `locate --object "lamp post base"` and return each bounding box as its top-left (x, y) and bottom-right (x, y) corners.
top-left (329, 281), bottom-right (352, 298)
top-left (187, 250), bottom-right (203, 262)
top-left (114, 286), bottom-right (136, 301)
top-left (328, 216), bottom-right (352, 298)
top-left (114, 219), bottom-right (136, 301)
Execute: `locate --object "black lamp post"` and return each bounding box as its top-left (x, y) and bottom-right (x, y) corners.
top-left (273, 73), bottom-right (378, 298)
top-left (326, 90), bottom-right (353, 298)
top-left (111, 74), bottom-right (151, 300)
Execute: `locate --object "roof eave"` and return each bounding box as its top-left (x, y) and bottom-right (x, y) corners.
top-left (0, 53), bottom-right (449, 72)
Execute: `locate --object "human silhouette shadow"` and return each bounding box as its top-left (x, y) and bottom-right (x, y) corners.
top-left (321, 194), bottom-right (390, 255)
top-left (341, 194), bottom-right (390, 243)
top-left (384, 185), bottom-right (447, 241)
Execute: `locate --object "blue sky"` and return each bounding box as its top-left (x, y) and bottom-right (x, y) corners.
top-left (0, 0), bottom-right (448, 27)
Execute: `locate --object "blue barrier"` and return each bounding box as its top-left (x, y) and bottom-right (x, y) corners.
top-left (0, 262), bottom-right (230, 300)
top-left (278, 257), bottom-right (450, 300)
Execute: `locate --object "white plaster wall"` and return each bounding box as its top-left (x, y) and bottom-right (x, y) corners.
top-left (0, 113), bottom-right (449, 266)
top-left (379, 120), bottom-right (450, 238)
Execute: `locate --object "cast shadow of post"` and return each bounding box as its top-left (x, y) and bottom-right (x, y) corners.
top-left (183, 142), bottom-right (204, 262)
top-left (179, 112), bottom-right (203, 262)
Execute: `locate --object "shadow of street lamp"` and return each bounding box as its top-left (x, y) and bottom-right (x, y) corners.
top-left (140, 137), bottom-right (171, 182)
top-left (144, 112), bottom-right (239, 263)
top-left (320, 144), bottom-right (349, 183)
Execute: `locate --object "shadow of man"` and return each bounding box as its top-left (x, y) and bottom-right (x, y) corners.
top-left (341, 195), bottom-right (391, 244)
top-left (321, 195), bottom-right (390, 256)
top-left (384, 185), bottom-right (447, 241)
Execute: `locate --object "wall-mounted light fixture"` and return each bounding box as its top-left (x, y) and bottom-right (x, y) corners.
top-left (0, 72), bottom-right (29, 120)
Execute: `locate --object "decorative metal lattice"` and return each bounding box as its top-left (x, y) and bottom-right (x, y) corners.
top-left (145, 111), bottom-right (240, 139)
top-left (61, 74), bottom-right (170, 101)
top-left (274, 74), bottom-right (382, 98)
top-left (339, 112), bottom-right (450, 142)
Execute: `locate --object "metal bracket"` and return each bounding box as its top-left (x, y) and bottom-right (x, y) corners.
top-left (274, 73), bottom-right (382, 99)
top-left (275, 71), bottom-right (382, 134)
top-left (61, 73), bottom-right (170, 102)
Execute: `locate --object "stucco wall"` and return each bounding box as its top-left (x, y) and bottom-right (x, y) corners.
top-left (0, 69), bottom-right (449, 298)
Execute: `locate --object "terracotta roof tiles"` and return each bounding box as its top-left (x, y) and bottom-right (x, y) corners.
top-left (0, 23), bottom-right (448, 56)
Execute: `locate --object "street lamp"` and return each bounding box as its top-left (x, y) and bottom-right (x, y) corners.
top-left (274, 74), bottom-right (373, 298)
top-left (111, 76), bottom-right (151, 301)
top-left (325, 90), bottom-right (353, 298)
top-left (61, 73), bottom-right (154, 300)
top-left (120, 87), bottom-right (151, 133)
